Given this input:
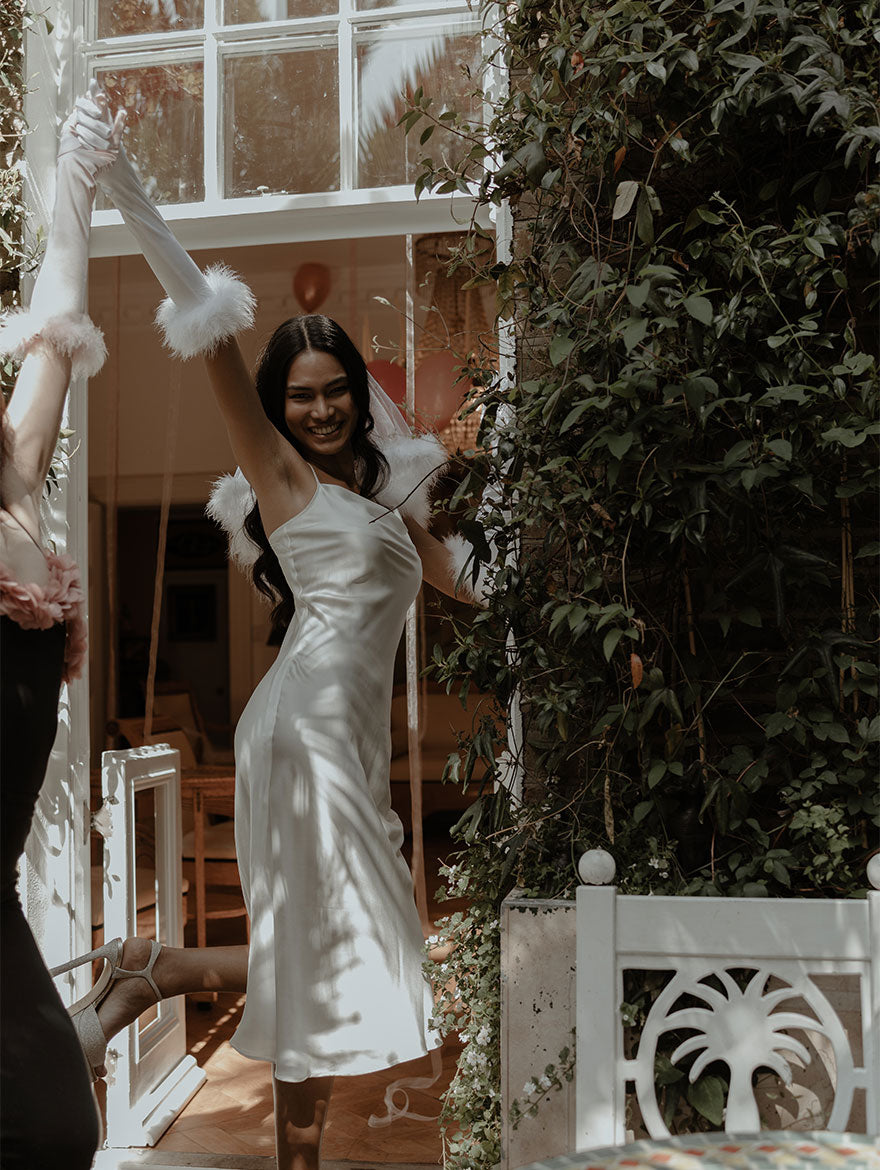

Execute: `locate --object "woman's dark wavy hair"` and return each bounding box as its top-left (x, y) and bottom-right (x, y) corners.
top-left (243, 314), bottom-right (388, 640)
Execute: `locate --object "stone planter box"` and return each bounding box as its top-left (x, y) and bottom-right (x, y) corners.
top-left (501, 892), bottom-right (577, 1170)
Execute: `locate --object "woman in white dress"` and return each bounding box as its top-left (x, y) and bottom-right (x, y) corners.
top-left (58, 88), bottom-right (482, 1170)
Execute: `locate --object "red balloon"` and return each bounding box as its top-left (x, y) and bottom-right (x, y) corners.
top-left (415, 351), bottom-right (471, 431)
top-left (366, 359), bottom-right (407, 406)
top-left (293, 262), bottom-right (331, 313)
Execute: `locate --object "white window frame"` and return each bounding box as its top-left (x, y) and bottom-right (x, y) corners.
top-left (76, 0), bottom-right (489, 254)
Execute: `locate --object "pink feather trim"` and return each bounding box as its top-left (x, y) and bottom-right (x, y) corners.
top-left (0, 553), bottom-right (88, 681)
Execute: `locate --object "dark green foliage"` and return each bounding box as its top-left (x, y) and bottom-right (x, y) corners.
top-left (1, 2), bottom-right (41, 399)
top-left (413, 4), bottom-right (878, 1164)
top-left (421, 0), bottom-right (879, 898)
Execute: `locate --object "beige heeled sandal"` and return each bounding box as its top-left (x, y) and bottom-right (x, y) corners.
top-left (50, 937), bottom-right (163, 1080)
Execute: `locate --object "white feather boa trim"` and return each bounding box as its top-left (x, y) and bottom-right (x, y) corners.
top-left (206, 467), bottom-right (259, 568)
top-left (372, 432), bottom-right (448, 528)
top-left (207, 432), bottom-right (449, 570)
top-left (155, 264), bottom-right (256, 359)
top-left (0, 308), bottom-right (107, 379)
top-left (443, 532), bottom-right (489, 607)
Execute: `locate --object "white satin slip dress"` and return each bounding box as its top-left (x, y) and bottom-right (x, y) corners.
top-left (231, 468), bottom-right (440, 1082)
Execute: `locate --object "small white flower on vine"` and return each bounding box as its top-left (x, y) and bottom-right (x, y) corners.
top-left (475, 1025), bottom-right (491, 1045)
top-left (648, 856), bottom-right (664, 869)
top-left (523, 1079), bottom-right (538, 1095)
top-left (538, 1074), bottom-right (552, 1090)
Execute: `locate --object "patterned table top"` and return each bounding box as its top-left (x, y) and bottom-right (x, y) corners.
top-left (519, 1133), bottom-right (880, 1170)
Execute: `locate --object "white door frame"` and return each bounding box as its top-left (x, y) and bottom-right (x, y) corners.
top-left (21, 4), bottom-right (94, 983)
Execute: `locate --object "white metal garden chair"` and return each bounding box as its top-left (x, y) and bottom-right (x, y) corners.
top-left (574, 850), bottom-right (880, 1148)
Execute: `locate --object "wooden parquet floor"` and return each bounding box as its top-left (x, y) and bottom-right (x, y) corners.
top-left (153, 826), bottom-right (467, 1165)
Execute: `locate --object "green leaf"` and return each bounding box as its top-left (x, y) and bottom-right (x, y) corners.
top-left (771, 860), bottom-right (791, 887)
top-left (636, 194), bottom-right (654, 244)
top-left (560, 401), bottom-right (591, 433)
top-left (683, 295), bottom-right (713, 325)
top-left (723, 439), bottom-right (753, 468)
top-left (626, 281), bottom-right (651, 309)
top-left (607, 432), bottom-right (634, 459)
top-left (855, 542), bottom-right (880, 559)
top-left (548, 605), bottom-right (573, 635)
top-left (647, 761), bottom-right (667, 788)
top-left (767, 439), bottom-right (792, 461)
top-left (621, 317), bottom-right (649, 352)
top-left (634, 800), bottom-right (653, 824)
top-left (655, 1053), bottom-right (685, 1086)
top-left (550, 334), bottom-right (576, 366)
top-left (603, 627), bottom-right (625, 661)
top-left (737, 606), bottom-right (762, 627)
top-left (821, 427), bottom-right (866, 448)
top-left (687, 1074), bottom-right (726, 1126)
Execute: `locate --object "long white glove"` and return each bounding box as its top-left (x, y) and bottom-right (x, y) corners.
top-left (0, 82), bottom-right (121, 378)
top-left (73, 86), bottom-right (255, 358)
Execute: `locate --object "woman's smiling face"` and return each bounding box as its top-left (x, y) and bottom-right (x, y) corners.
top-left (284, 348), bottom-right (358, 457)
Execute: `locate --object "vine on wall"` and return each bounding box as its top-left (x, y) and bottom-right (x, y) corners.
top-left (1, 1), bottom-right (41, 400)
top-left (415, 3), bottom-right (879, 1166)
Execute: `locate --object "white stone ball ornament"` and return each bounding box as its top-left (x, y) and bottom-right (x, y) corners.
top-left (867, 853), bottom-right (880, 890)
top-left (578, 848), bottom-right (616, 885)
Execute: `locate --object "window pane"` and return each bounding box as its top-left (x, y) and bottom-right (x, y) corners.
top-left (357, 27), bottom-right (481, 189)
top-left (223, 47), bottom-right (340, 197)
top-left (355, 0), bottom-right (445, 10)
top-left (95, 64), bottom-right (205, 207)
top-left (97, 0), bottom-right (203, 37)
top-left (224, 0), bottom-right (337, 21)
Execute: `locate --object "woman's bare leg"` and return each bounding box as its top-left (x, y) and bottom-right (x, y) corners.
top-left (96, 936), bottom-right (248, 1059)
top-left (97, 938), bottom-right (334, 1167)
top-left (273, 1075), bottom-right (334, 1170)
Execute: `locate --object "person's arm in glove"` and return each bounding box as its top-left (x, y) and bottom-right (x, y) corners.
top-left (71, 87), bottom-right (255, 361)
top-left (0, 82), bottom-right (121, 508)
top-left (73, 85), bottom-right (320, 522)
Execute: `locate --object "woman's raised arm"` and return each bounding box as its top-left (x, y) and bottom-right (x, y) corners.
top-left (0, 90), bottom-right (119, 522)
top-left (73, 87), bottom-right (310, 508)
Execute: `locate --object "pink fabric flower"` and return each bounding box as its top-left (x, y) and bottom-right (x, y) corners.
top-left (0, 553), bottom-right (88, 681)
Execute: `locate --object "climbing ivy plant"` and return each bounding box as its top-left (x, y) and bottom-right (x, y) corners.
top-left (1, 1), bottom-right (41, 400)
top-left (413, 2), bottom-right (879, 1166)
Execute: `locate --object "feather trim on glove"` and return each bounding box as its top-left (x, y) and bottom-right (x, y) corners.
top-left (0, 309), bottom-right (107, 380)
top-left (206, 468), bottom-right (260, 568)
top-left (207, 433), bottom-right (448, 571)
top-left (373, 432), bottom-right (448, 527)
top-left (442, 532), bottom-right (490, 607)
top-left (156, 264), bottom-right (256, 359)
